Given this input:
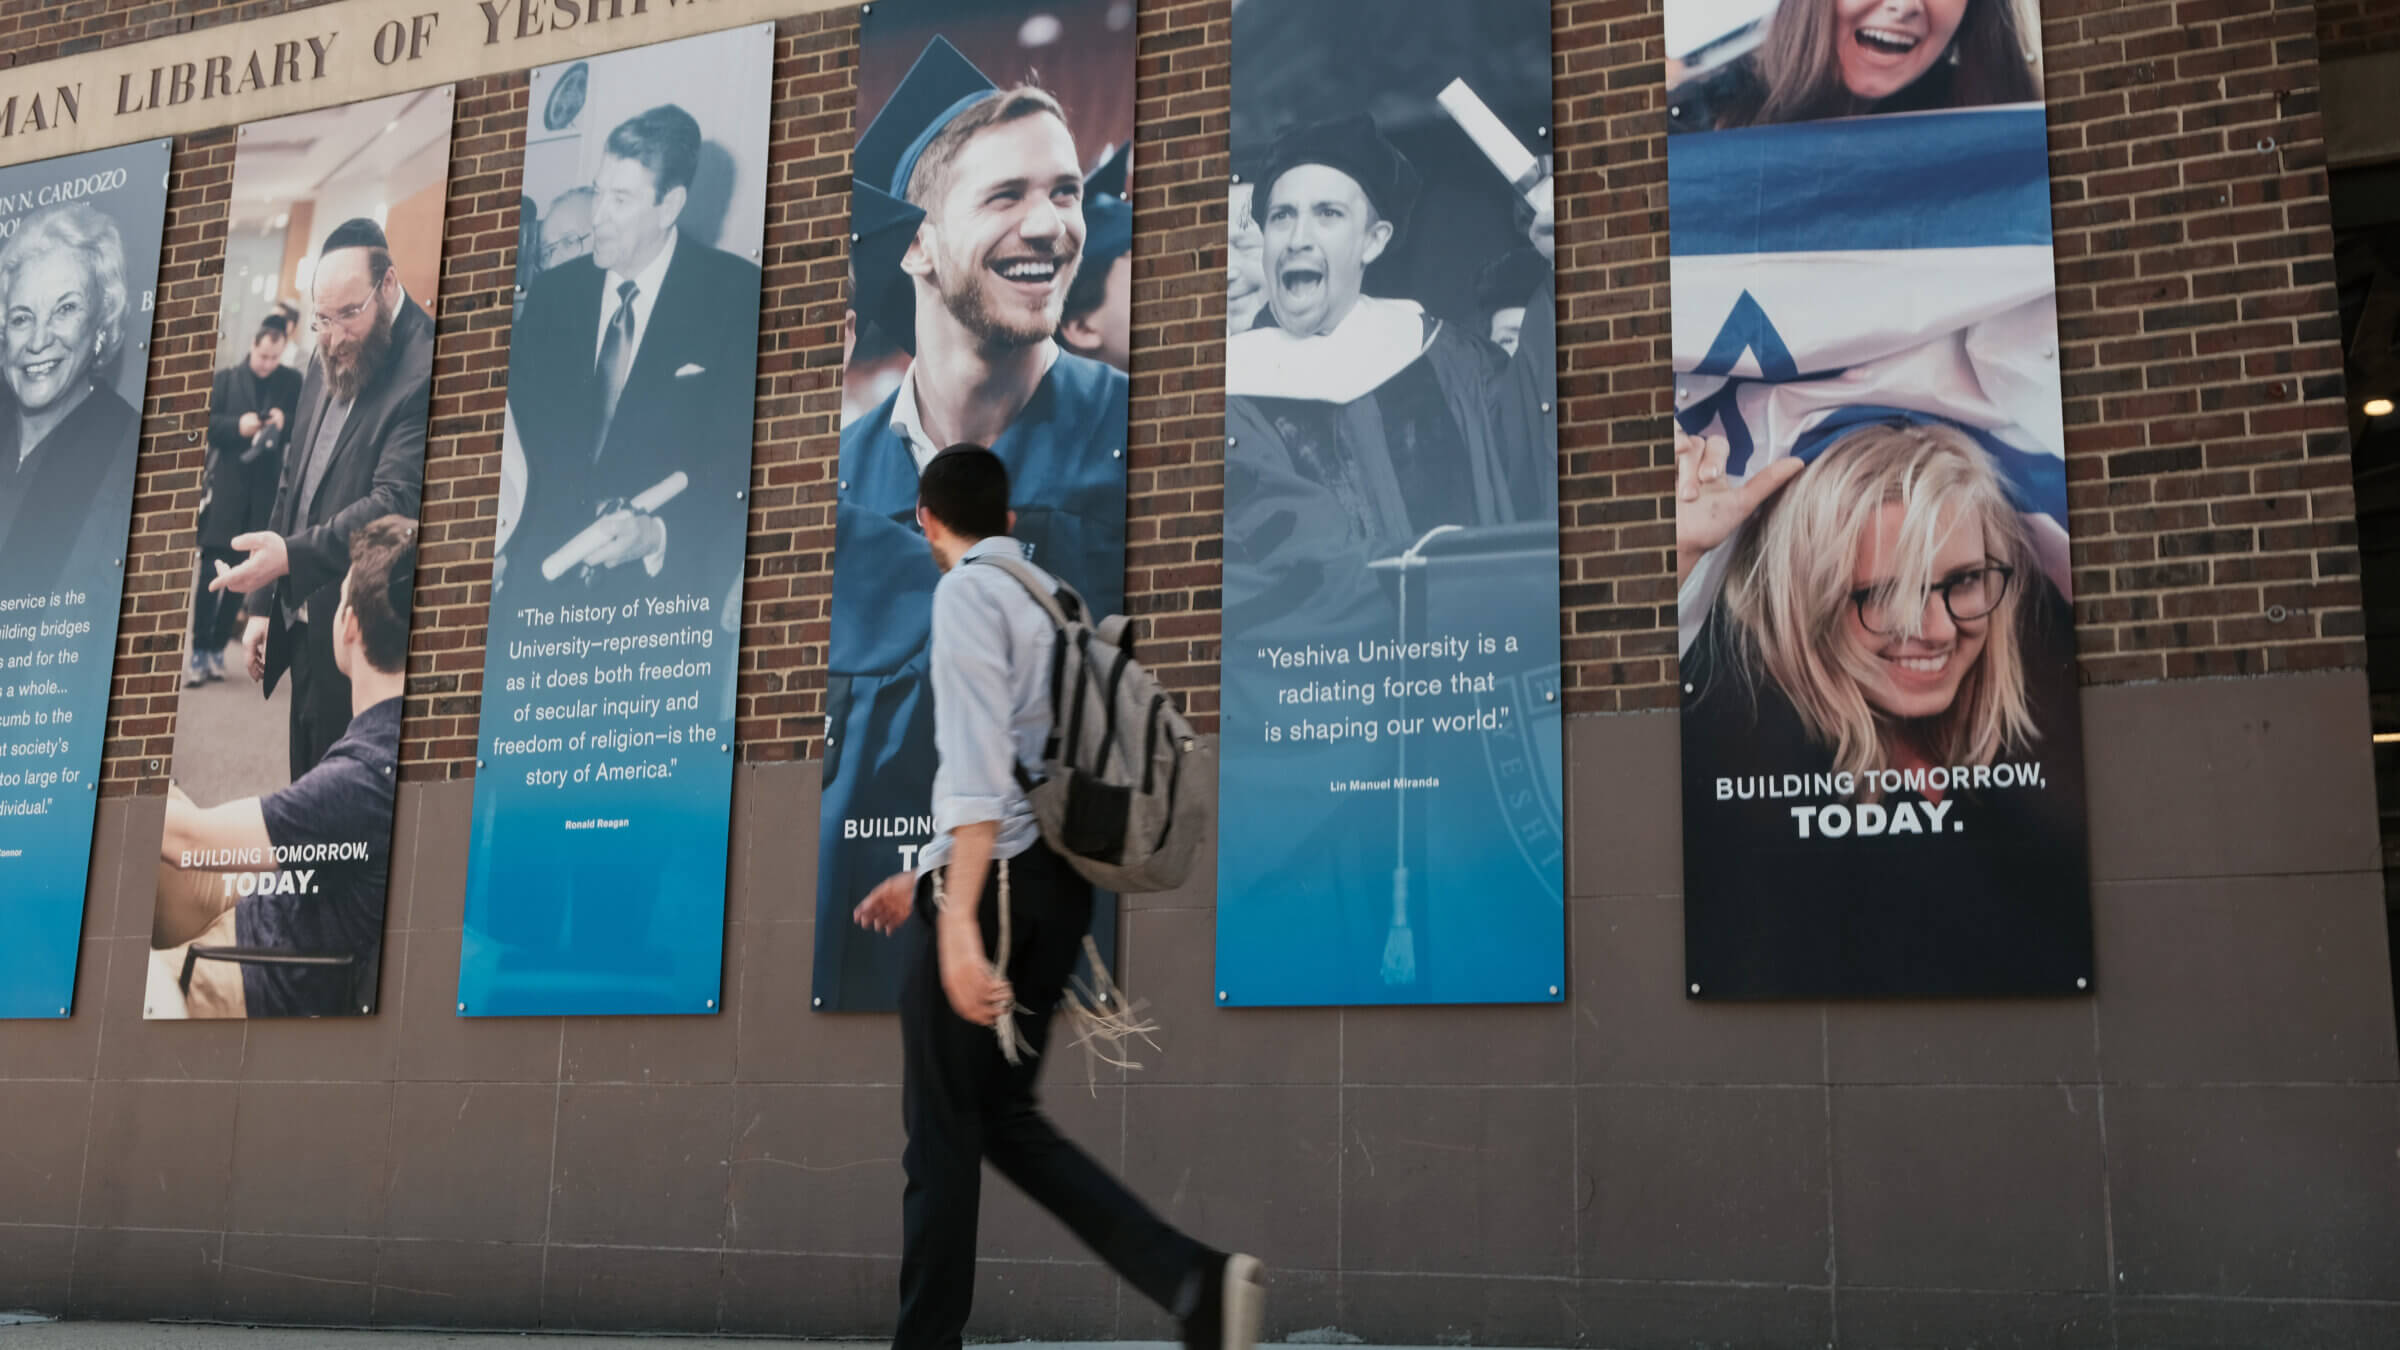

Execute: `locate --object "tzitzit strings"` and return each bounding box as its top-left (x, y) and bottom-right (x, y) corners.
top-left (931, 862), bottom-right (1160, 1087)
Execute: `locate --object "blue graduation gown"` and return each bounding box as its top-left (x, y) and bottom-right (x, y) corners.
top-left (811, 352), bottom-right (1128, 1008)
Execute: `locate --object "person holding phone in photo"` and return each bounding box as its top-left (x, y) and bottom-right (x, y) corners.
top-left (1668, 0), bottom-right (2039, 135)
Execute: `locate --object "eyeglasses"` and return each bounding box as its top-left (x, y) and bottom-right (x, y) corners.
top-left (540, 232), bottom-right (590, 267)
top-left (309, 268), bottom-right (391, 333)
top-left (1849, 563), bottom-right (2014, 636)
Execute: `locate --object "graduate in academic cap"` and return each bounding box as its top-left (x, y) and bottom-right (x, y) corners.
top-left (1218, 114), bottom-right (1556, 1000)
top-left (816, 37), bottom-right (1129, 1009)
top-left (1224, 111), bottom-right (1532, 640)
top-left (1055, 142), bottom-right (1133, 371)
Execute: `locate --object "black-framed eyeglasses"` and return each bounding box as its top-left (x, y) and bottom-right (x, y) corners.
top-left (1849, 563), bottom-right (2014, 636)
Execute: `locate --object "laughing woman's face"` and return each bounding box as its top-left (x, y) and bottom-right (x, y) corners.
top-left (1833, 0), bottom-right (1969, 102)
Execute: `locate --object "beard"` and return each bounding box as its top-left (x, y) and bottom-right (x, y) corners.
top-left (933, 247), bottom-right (1075, 353)
top-left (325, 296), bottom-right (395, 402)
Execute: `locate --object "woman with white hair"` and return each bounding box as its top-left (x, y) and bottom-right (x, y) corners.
top-left (0, 201), bottom-right (142, 597)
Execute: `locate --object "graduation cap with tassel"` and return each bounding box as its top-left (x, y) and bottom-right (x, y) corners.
top-left (850, 35), bottom-right (999, 356)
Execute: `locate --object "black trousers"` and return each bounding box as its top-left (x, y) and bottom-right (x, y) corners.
top-left (283, 618), bottom-right (353, 781)
top-left (189, 547), bottom-right (245, 655)
top-left (896, 840), bottom-right (1208, 1349)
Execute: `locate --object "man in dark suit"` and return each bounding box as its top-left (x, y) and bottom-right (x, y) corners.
top-left (214, 218), bottom-right (434, 781)
top-left (498, 103), bottom-right (760, 605)
top-left (188, 313), bottom-right (302, 686)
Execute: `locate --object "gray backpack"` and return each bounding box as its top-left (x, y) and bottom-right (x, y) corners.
top-left (966, 553), bottom-right (1212, 893)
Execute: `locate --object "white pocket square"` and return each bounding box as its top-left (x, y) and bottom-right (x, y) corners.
top-left (675, 363), bottom-right (706, 377)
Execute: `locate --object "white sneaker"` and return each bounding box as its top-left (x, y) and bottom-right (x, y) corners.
top-left (1181, 1252), bottom-right (1264, 1350)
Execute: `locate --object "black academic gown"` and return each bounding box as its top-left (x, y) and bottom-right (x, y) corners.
top-left (1216, 317), bottom-right (1558, 1003)
top-left (0, 386), bottom-right (141, 600)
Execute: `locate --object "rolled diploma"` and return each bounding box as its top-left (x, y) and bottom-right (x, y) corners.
top-left (541, 470), bottom-right (690, 581)
top-left (1436, 78), bottom-right (1552, 216)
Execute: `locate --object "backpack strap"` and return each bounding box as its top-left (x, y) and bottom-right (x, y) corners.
top-left (965, 552), bottom-right (1079, 784)
top-left (965, 552), bottom-right (1078, 630)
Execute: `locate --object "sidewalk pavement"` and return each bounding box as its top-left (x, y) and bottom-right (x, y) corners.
top-left (0, 1327), bottom-right (1236, 1350)
top-left (3, 1328), bottom-right (893, 1349)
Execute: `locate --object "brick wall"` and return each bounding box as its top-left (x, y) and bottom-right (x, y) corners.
top-left (2315, 0), bottom-right (2400, 61)
top-left (43, 0), bottom-right (2367, 792)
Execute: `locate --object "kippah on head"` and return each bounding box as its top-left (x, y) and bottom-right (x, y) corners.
top-left (1258, 112), bottom-right (1422, 233)
top-left (320, 217), bottom-right (389, 256)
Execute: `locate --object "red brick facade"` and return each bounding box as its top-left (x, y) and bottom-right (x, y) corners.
top-left (0, 0), bottom-right (2363, 788)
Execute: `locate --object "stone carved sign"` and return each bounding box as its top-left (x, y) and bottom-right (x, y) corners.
top-left (0, 0), bottom-right (846, 169)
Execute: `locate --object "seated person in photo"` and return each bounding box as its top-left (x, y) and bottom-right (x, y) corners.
top-left (157, 515), bottom-right (415, 1018)
top-left (1668, 0), bottom-right (2039, 135)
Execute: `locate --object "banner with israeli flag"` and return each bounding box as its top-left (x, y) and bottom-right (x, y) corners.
top-left (1667, 10), bottom-right (2093, 1000)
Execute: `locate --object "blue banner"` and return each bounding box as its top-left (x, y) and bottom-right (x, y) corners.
top-left (812, 0), bottom-right (1136, 1011)
top-left (1666, 0), bottom-right (2090, 998)
top-left (458, 25), bottom-right (773, 1016)
top-left (0, 140), bottom-right (171, 1020)
top-left (1214, 0), bottom-right (1565, 1006)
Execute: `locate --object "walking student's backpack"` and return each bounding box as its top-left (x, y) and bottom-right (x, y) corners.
top-left (965, 553), bottom-right (1213, 893)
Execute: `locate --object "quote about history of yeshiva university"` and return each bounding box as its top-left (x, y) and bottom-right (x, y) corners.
top-left (486, 591), bottom-right (720, 818)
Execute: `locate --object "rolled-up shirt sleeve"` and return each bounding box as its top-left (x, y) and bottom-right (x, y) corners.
top-left (927, 571), bottom-right (1020, 839)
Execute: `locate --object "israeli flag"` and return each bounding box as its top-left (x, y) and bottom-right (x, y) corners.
top-left (1670, 105), bottom-right (2069, 653)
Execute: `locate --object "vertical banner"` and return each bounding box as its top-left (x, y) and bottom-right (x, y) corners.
top-left (0, 141), bottom-right (171, 1019)
top-left (813, 0), bottom-right (1134, 1011)
top-left (1215, 0), bottom-right (1564, 1007)
top-left (1666, 0), bottom-right (2092, 997)
top-left (149, 90), bottom-right (453, 1020)
top-left (459, 25), bottom-right (771, 1017)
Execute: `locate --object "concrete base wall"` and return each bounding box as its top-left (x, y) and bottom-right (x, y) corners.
top-left (3, 671), bottom-right (2395, 1348)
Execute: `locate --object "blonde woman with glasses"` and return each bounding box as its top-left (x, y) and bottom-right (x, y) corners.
top-left (1679, 419), bottom-right (2053, 784)
top-left (1675, 416), bottom-right (2088, 994)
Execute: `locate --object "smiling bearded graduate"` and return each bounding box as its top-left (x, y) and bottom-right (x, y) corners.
top-left (817, 37), bottom-right (1129, 1009)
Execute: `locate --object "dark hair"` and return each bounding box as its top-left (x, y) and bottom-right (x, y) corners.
top-left (604, 104), bottom-right (702, 199)
top-left (344, 514), bottom-right (417, 676)
top-left (1060, 251), bottom-right (1114, 328)
top-left (917, 445), bottom-right (1011, 541)
top-left (1741, 0), bottom-right (2038, 128)
top-left (255, 313), bottom-right (289, 342)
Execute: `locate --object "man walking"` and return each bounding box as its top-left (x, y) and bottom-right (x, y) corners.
top-left (853, 446), bottom-right (1263, 1350)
